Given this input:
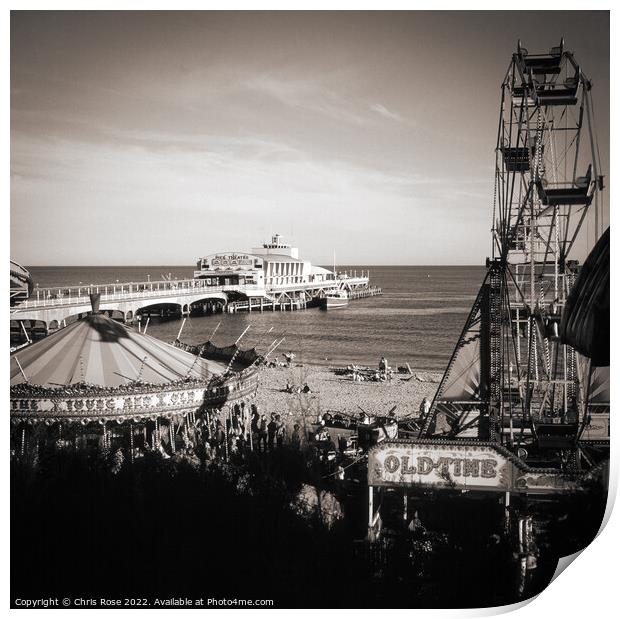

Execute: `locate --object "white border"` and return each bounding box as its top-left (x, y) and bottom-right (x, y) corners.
top-left (3, 3), bottom-right (615, 617)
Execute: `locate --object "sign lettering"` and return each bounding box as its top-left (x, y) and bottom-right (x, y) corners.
top-left (368, 442), bottom-right (513, 491)
top-left (208, 254), bottom-right (260, 270)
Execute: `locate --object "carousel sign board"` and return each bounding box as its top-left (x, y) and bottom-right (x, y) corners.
top-left (9, 387), bottom-right (206, 420)
top-left (368, 441), bottom-right (515, 492)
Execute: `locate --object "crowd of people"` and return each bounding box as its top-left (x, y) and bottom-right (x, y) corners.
top-left (185, 404), bottom-right (307, 462)
top-left (159, 400), bottom-right (360, 481)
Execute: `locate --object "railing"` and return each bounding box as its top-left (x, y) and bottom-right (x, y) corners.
top-left (14, 280), bottom-right (266, 310)
top-left (265, 276), bottom-right (369, 293)
top-left (13, 275), bottom-right (371, 311)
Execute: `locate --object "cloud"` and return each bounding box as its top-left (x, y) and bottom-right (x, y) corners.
top-left (243, 73), bottom-right (371, 126)
top-left (10, 129), bottom-right (491, 265)
top-left (369, 103), bottom-right (403, 122)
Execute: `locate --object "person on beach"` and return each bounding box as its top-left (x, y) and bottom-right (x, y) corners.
top-left (379, 356), bottom-right (388, 380)
top-left (315, 420), bottom-right (329, 443)
top-left (251, 410), bottom-right (260, 442)
top-left (257, 415), bottom-right (268, 453)
top-left (420, 397), bottom-right (431, 417)
top-left (336, 464), bottom-right (345, 480)
top-left (302, 383), bottom-right (312, 393)
top-left (291, 423), bottom-right (301, 450)
top-left (275, 414), bottom-right (285, 448)
top-left (267, 414), bottom-right (277, 451)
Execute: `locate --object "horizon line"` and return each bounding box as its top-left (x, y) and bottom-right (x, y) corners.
top-left (24, 263), bottom-right (487, 268)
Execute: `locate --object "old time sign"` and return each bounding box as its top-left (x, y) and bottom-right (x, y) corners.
top-left (368, 441), bottom-right (515, 492)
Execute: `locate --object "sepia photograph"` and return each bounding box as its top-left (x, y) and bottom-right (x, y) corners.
top-left (9, 7), bottom-right (611, 611)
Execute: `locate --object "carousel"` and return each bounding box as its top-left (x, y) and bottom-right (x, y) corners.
top-left (10, 294), bottom-right (260, 458)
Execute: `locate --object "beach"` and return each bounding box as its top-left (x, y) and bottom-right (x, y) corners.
top-left (252, 363), bottom-right (442, 430)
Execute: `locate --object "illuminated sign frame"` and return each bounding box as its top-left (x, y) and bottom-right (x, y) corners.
top-left (368, 441), bottom-right (514, 492)
top-left (368, 440), bottom-right (592, 494)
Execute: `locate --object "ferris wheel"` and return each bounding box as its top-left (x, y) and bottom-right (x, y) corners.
top-left (414, 40), bottom-right (608, 469)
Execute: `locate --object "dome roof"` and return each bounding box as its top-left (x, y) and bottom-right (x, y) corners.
top-left (10, 313), bottom-right (225, 388)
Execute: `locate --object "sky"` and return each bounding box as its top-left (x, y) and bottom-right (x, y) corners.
top-left (10, 10), bottom-right (610, 266)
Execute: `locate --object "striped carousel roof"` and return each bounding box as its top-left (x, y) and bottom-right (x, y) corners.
top-left (10, 313), bottom-right (225, 388)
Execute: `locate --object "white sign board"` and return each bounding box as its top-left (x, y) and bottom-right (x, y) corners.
top-left (368, 442), bottom-right (514, 492)
top-left (207, 254), bottom-right (261, 271)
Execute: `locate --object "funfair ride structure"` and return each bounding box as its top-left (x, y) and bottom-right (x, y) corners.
top-left (409, 40), bottom-right (609, 475)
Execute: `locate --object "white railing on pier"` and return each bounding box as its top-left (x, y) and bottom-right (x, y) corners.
top-left (14, 275), bottom-right (371, 311)
top-left (16, 281), bottom-right (264, 310)
top-left (266, 276), bottom-right (368, 293)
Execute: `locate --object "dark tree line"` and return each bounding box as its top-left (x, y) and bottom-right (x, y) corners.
top-left (11, 446), bottom-right (606, 609)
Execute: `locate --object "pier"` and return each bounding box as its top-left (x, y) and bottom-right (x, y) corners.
top-left (225, 285), bottom-right (383, 313)
top-left (10, 273), bottom-right (378, 335)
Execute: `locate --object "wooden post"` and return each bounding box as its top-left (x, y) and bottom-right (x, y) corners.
top-left (177, 317), bottom-right (186, 341)
top-left (235, 324), bottom-right (251, 345)
top-left (367, 485), bottom-right (374, 538)
top-left (15, 356), bottom-right (29, 383)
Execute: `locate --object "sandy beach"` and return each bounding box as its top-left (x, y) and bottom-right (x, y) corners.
top-left (252, 363), bottom-right (442, 430)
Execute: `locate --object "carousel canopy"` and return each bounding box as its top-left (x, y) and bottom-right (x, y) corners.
top-left (10, 313), bottom-right (224, 388)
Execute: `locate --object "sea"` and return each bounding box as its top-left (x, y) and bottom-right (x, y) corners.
top-left (25, 265), bottom-right (485, 372)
